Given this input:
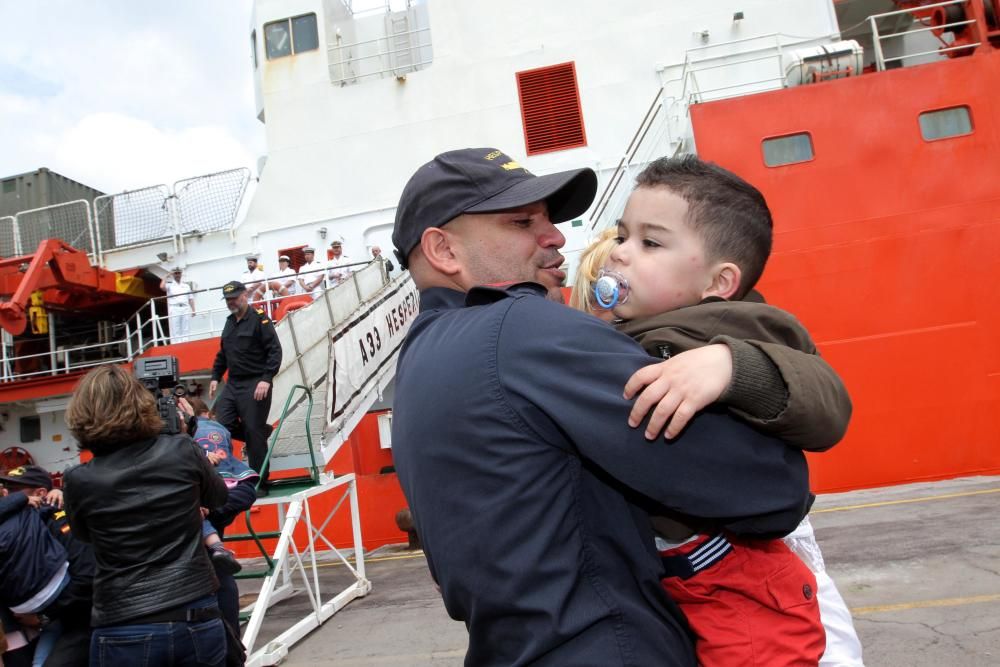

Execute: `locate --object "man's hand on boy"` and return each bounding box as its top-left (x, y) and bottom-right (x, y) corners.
top-left (45, 488), bottom-right (64, 509)
top-left (624, 343), bottom-right (733, 439)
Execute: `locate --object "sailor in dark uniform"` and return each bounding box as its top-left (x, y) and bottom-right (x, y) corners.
top-left (209, 281), bottom-right (282, 492)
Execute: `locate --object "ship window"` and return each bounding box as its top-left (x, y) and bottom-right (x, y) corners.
top-left (2, 179), bottom-right (14, 194)
top-left (264, 14), bottom-right (318, 60)
top-left (919, 106), bottom-right (972, 141)
top-left (762, 133), bottom-right (814, 167)
top-left (292, 14), bottom-right (319, 53)
top-left (20, 416), bottom-right (41, 443)
top-left (516, 62), bottom-right (588, 156)
top-left (264, 20), bottom-right (292, 59)
top-left (251, 30), bottom-right (258, 69)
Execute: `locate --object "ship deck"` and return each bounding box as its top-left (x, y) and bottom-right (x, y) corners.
top-left (239, 475), bottom-right (1000, 666)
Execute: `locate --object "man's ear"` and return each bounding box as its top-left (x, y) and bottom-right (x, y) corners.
top-left (419, 227), bottom-right (462, 276)
top-left (702, 262), bottom-right (742, 300)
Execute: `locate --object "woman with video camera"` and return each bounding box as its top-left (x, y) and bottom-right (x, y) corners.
top-left (63, 365), bottom-right (228, 667)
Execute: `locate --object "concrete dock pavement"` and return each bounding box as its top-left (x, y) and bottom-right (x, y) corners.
top-left (242, 475), bottom-right (1000, 666)
top-left (812, 475), bottom-right (1000, 666)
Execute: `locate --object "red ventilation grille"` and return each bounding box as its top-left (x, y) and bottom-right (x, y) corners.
top-left (516, 62), bottom-right (587, 156)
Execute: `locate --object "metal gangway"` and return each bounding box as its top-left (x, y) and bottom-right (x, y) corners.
top-left (222, 262), bottom-right (417, 666)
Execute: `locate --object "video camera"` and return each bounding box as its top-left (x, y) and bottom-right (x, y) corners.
top-left (133, 356), bottom-right (188, 435)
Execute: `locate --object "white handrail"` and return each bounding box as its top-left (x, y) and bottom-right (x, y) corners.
top-left (589, 32), bottom-right (829, 232)
top-left (869, 0), bottom-right (978, 72)
top-left (0, 259), bottom-right (390, 384)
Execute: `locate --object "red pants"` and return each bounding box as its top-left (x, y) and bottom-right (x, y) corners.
top-left (660, 534), bottom-right (825, 666)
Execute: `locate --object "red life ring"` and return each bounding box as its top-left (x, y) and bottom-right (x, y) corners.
top-left (0, 446), bottom-right (35, 473)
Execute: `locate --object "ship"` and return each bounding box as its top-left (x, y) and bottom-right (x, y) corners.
top-left (2, 0), bottom-right (999, 662)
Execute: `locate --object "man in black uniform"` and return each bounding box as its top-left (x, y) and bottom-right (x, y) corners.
top-left (209, 280), bottom-right (282, 491)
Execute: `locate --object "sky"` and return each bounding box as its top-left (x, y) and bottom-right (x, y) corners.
top-left (0, 1), bottom-right (266, 194)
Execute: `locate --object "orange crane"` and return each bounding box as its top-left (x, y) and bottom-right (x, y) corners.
top-left (0, 239), bottom-right (154, 336)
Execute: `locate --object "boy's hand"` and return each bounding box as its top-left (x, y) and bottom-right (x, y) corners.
top-left (624, 344), bottom-right (733, 439)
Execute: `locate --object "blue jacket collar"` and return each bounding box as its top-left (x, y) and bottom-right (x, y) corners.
top-left (419, 282), bottom-right (547, 311)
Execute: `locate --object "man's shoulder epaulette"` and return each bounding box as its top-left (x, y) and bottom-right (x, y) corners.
top-left (255, 308), bottom-right (271, 325)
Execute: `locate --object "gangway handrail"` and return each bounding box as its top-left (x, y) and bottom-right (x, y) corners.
top-left (261, 384), bottom-right (320, 487)
top-left (231, 383), bottom-right (318, 579)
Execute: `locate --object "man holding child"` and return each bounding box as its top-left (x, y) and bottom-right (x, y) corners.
top-left (389, 147), bottom-right (854, 665)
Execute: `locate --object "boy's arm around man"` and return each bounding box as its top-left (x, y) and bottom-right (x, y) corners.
top-left (618, 298), bottom-right (852, 451)
top-left (496, 290), bottom-right (812, 535)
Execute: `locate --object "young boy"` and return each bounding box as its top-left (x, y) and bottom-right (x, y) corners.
top-left (599, 156), bottom-right (863, 666)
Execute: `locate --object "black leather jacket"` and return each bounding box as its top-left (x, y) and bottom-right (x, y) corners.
top-left (64, 433), bottom-right (228, 627)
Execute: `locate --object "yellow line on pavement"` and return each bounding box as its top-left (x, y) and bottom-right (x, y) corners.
top-left (852, 593), bottom-right (1000, 616)
top-left (813, 487), bottom-right (1000, 514)
top-left (313, 551), bottom-right (426, 569)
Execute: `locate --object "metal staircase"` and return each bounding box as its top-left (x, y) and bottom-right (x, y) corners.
top-left (221, 263), bottom-right (416, 666)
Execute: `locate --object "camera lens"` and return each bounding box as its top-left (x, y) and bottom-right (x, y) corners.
top-left (173, 385), bottom-right (187, 397)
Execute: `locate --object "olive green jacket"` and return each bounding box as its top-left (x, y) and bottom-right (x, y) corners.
top-left (616, 297), bottom-right (851, 452)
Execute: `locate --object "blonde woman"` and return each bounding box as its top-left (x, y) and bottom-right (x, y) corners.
top-left (568, 227), bottom-right (619, 321)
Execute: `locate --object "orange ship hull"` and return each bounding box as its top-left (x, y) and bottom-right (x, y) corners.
top-left (690, 48), bottom-right (1000, 492)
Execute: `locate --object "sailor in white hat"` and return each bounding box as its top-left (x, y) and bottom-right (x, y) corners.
top-left (159, 266), bottom-right (195, 343)
top-left (298, 246), bottom-right (326, 300)
top-left (240, 254), bottom-right (267, 301)
top-left (267, 254), bottom-right (299, 297)
top-left (326, 239), bottom-right (353, 287)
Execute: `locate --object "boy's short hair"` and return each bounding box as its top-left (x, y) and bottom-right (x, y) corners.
top-left (635, 155), bottom-right (772, 298)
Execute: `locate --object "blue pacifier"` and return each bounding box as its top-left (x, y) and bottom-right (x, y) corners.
top-left (593, 268), bottom-right (630, 309)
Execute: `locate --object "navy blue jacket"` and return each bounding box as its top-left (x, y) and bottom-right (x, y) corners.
top-left (0, 492), bottom-right (68, 609)
top-left (392, 284), bottom-right (812, 667)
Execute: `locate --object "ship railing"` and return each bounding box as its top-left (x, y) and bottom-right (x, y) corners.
top-left (327, 26), bottom-right (432, 85)
top-left (93, 168), bottom-right (251, 266)
top-left (134, 258), bottom-right (383, 348)
top-left (0, 216), bottom-right (16, 258)
top-left (0, 259), bottom-right (387, 384)
top-left (5, 201), bottom-right (98, 262)
top-left (0, 331), bottom-right (130, 383)
top-left (1, 168), bottom-right (249, 268)
top-left (590, 32), bottom-right (831, 233)
top-left (867, 0), bottom-right (981, 71)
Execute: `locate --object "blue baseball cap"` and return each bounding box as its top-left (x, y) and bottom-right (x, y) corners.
top-left (392, 148), bottom-right (597, 268)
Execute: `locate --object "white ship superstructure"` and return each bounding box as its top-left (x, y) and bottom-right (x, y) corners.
top-left (100, 0), bottom-right (840, 332)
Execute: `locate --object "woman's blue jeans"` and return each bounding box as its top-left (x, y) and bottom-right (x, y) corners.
top-left (89, 596), bottom-right (226, 667)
